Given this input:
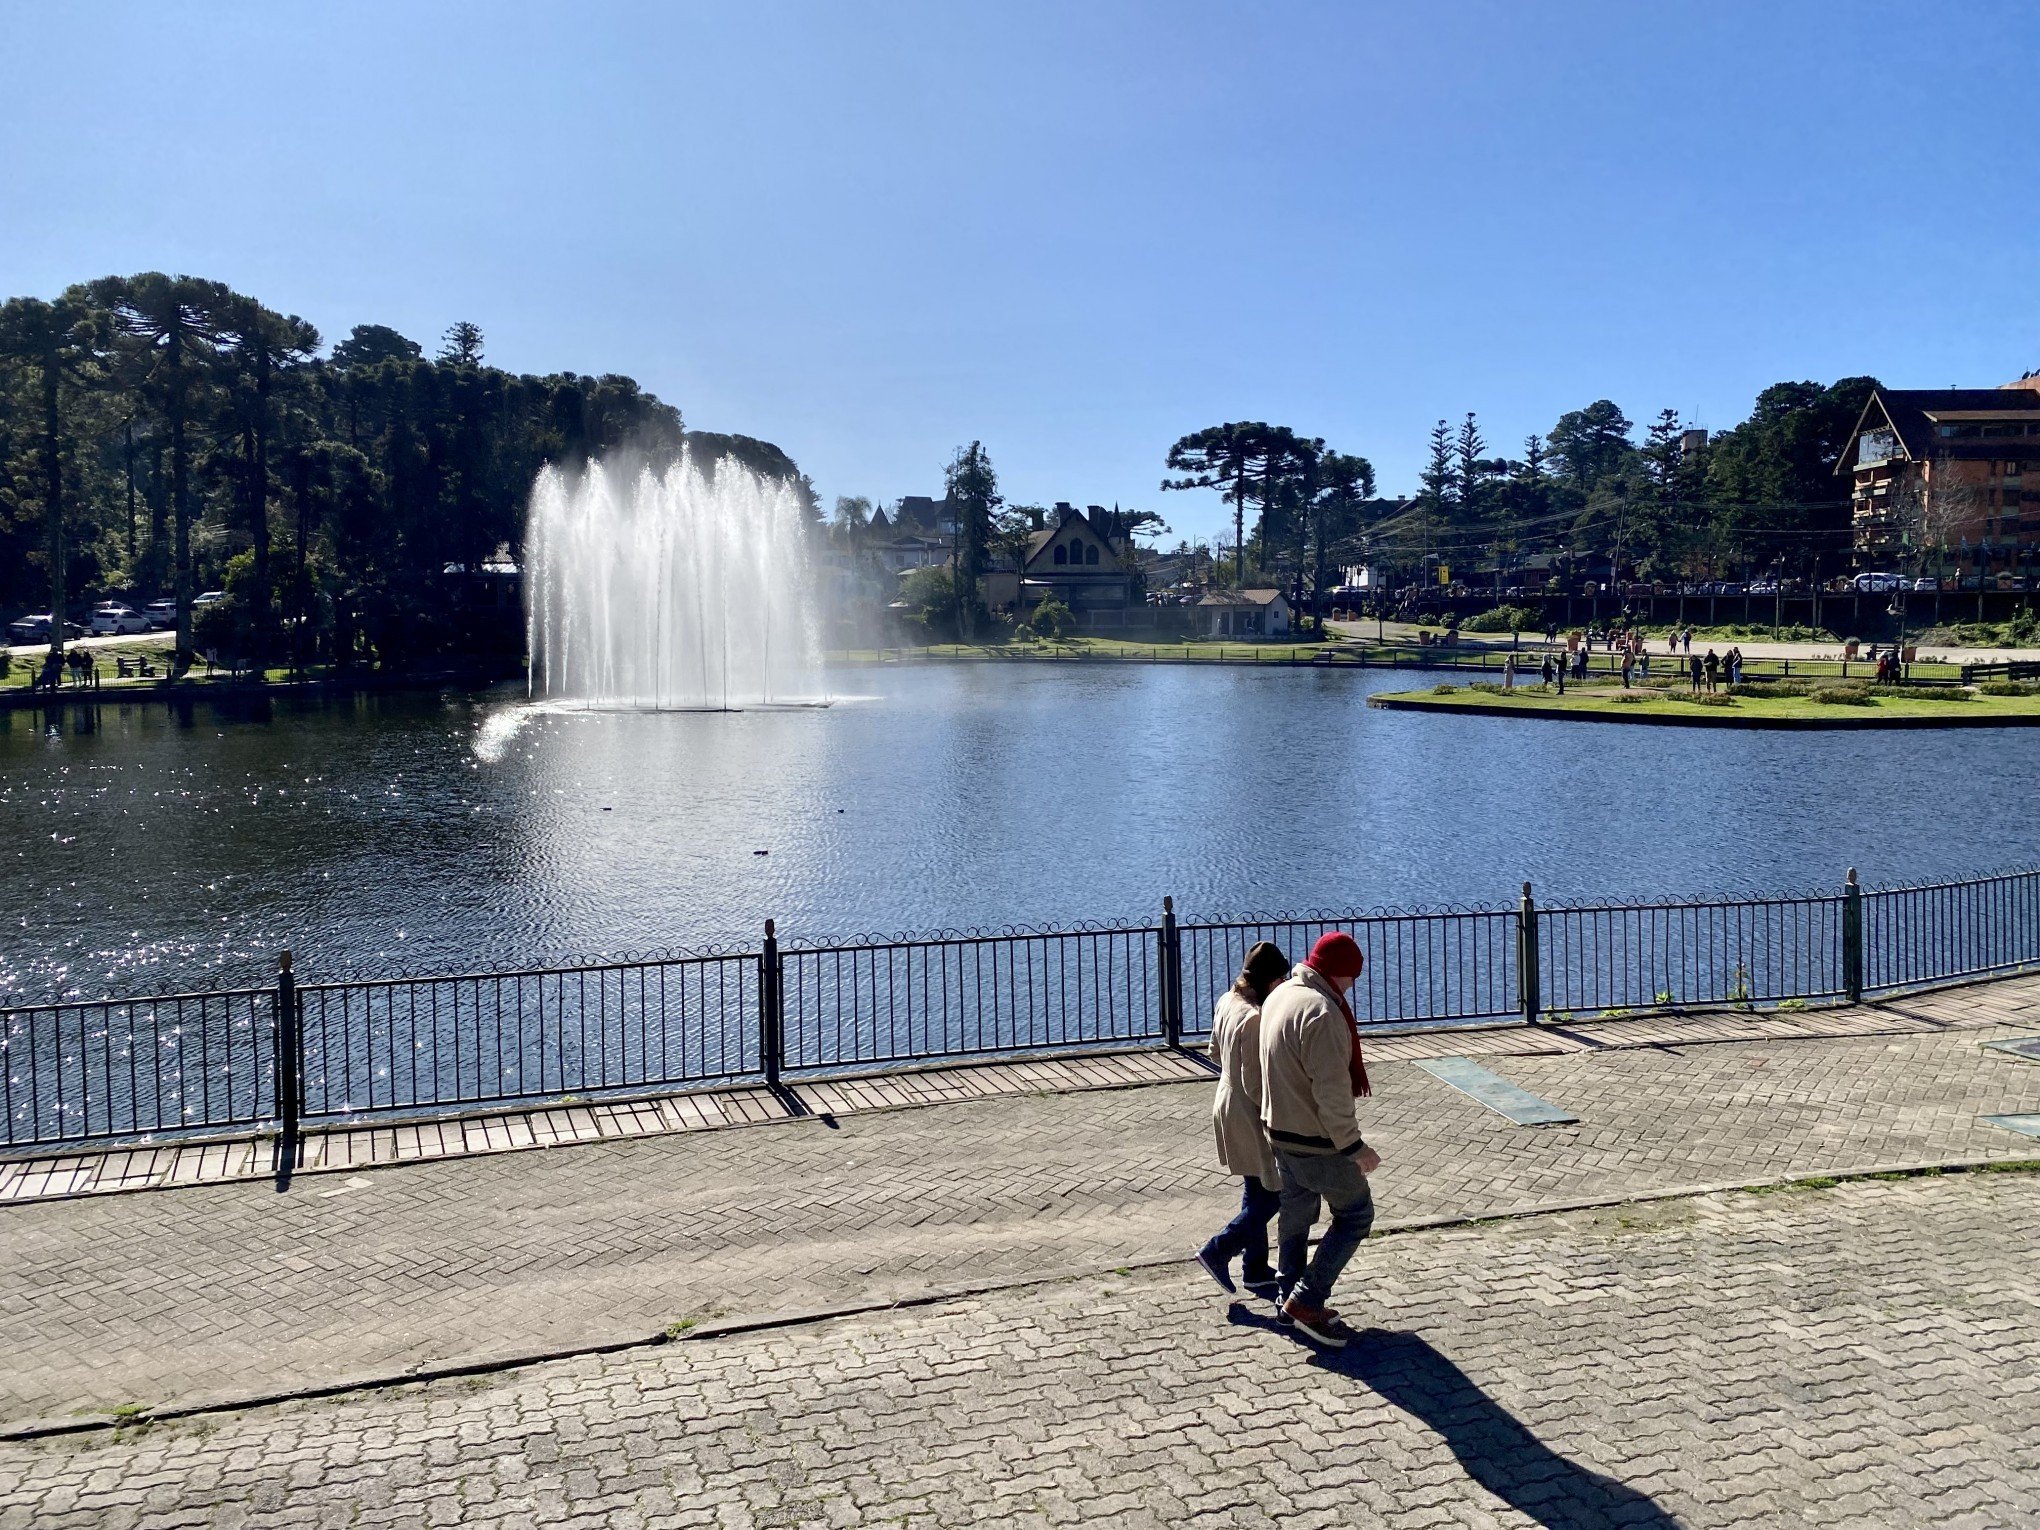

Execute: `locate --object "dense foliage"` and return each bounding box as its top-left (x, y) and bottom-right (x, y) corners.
top-left (1163, 377), bottom-right (1883, 607)
top-left (0, 273), bottom-right (809, 673)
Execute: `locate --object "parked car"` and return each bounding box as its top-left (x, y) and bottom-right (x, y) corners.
top-left (193, 590), bottom-right (225, 610)
top-left (7, 613), bottom-right (86, 644)
top-left (1854, 572), bottom-right (1904, 593)
top-left (1747, 579), bottom-right (1778, 595)
top-left (1911, 576), bottom-right (1940, 593)
top-left (143, 598), bottom-right (177, 629)
top-left (89, 602), bottom-right (151, 635)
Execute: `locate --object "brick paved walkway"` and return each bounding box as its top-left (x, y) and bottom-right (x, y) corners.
top-left (3, 1170), bottom-right (2033, 1527)
top-left (4, 978), bottom-right (2038, 1436)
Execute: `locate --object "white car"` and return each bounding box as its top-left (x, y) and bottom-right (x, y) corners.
top-left (1853, 572), bottom-right (1904, 593)
top-left (90, 602), bottom-right (151, 635)
top-left (1912, 576), bottom-right (1940, 593)
top-left (193, 590), bottom-right (225, 610)
top-left (143, 599), bottom-right (177, 629)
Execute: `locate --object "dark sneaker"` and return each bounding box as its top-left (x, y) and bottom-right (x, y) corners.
top-left (1282, 1298), bottom-right (1356, 1348)
top-left (1242, 1275), bottom-right (1284, 1304)
top-left (1195, 1244), bottom-right (1237, 1294)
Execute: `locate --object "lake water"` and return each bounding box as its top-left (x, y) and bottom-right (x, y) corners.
top-left (4, 663), bottom-right (2037, 1002)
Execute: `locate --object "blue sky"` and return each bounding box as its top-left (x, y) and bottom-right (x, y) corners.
top-left (4, 1), bottom-right (2036, 544)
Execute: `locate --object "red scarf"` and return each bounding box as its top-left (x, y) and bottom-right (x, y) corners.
top-left (1303, 958), bottom-right (1372, 1099)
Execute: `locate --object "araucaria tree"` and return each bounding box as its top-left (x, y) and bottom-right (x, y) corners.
top-left (0, 293), bottom-right (110, 661)
top-left (1162, 422), bottom-right (1268, 584)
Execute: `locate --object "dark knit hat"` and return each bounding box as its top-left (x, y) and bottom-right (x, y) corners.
top-left (1237, 940), bottom-right (1290, 996)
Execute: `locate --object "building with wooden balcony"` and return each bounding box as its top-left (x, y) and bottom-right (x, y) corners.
top-left (1840, 376), bottom-right (2040, 569)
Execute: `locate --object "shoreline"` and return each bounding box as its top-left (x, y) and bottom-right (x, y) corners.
top-left (1368, 689), bottom-right (2040, 730)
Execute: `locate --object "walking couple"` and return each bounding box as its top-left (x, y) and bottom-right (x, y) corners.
top-left (1197, 932), bottom-right (1378, 1349)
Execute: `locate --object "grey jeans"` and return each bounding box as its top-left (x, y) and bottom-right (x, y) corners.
top-left (1274, 1146), bottom-right (1376, 1308)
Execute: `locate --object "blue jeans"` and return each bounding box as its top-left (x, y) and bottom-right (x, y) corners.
top-left (1275, 1147), bottom-right (1376, 1308)
top-left (1204, 1175), bottom-right (1280, 1281)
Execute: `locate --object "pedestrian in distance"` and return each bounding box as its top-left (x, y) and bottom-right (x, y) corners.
top-left (1196, 940), bottom-right (1293, 1304)
top-left (1503, 654), bottom-right (1517, 690)
top-left (1704, 648), bottom-right (1720, 692)
top-left (1689, 652), bottom-right (1703, 693)
top-left (1260, 931), bottom-right (1380, 1349)
top-left (1620, 648), bottom-right (1634, 689)
top-left (1540, 653), bottom-right (1555, 688)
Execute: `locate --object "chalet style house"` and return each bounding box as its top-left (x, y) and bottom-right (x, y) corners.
top-left (983, 503), bottom-right (1136, 624)
top-left (1840, 377), bottom-right (2040, 567)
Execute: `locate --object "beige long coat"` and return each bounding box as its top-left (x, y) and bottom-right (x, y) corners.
top-left (1208, 990), bottom-right (1281, 1185)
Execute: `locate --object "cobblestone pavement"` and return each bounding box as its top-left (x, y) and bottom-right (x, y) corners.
top-left (3, 1170), bottom-right (2034, 1527)
top-left (7, 1005), bottom-right (2040, 1433)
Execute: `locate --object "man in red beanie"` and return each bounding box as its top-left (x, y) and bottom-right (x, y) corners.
top-left (1257, 930), bottom-right (1379, 1348)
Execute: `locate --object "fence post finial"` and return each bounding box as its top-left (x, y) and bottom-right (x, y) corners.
top-left (279, 949), bottom-right (292, 974)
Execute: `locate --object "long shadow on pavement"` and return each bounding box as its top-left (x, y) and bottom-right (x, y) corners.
top-left (1229, 1309), bottom-right (1681, 1528)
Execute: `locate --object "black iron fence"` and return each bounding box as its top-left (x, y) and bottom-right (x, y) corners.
top-left (6, 866), bottom-right (2039, 1154)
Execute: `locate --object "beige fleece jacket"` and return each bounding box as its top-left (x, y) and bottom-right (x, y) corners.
top-left (1257, 965), bottom-right (1364, 1157)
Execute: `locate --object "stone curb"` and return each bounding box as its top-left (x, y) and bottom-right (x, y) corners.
top-left (8, 1153), bottom-right (2032, 1446)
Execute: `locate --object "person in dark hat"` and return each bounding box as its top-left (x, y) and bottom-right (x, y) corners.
top-left (1258, 931), bottom-right (1379, 1348)
top-left (1195, 940), bottom-right (1291, 1303)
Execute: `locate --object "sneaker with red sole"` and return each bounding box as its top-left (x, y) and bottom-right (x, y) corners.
top-left (1281, 1297), bottom-right (1357, 1348)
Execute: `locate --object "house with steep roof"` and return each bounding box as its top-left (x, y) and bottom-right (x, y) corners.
top-left (984, 503), bottom-right (1136, 624)
top-left (1839, 377), bottom-right (2040, 566)
top-left (1197, 588), bottom-right (1291, 637)
top-left (864, 502), bottom-right (953, 574)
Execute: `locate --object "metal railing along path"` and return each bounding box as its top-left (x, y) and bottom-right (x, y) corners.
top-left (6, 865), bottom-right (2038, 1156)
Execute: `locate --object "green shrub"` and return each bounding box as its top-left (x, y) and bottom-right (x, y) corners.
top-left (1432, 683), bottom-right (1457, 694)
top-left (1729, 679), bottom-right (1814, 699)
top-left (1031, 596), bottom-right (1074, 640)
top-left (1871, 684), bottom-right (1967, 702)
top-left (1612, 692), bottom-right (1654, 704)
top-left (1979, 680), bottom-right (2040, 697)
top-left (1468, 681), bottom-right (1503, 694)
top-left (1812, 683), bottom-right (1874, 706)
top-left (1010, 623), bottom-right (1035, 643)
top-left (1461, 604), bottom-right (1539, 634)
top-left (1692, 691), bottom-right (1737, 706)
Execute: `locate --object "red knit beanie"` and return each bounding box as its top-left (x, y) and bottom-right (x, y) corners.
top-left (1307, 931), bottom-right (1364, 981)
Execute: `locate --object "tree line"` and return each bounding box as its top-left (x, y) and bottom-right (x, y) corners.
top-left (0, 273), bottom-right (809, 672)
top-left (1162, 377), bottom-right (1879, 607)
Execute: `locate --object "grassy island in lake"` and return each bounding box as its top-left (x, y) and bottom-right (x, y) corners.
top-left (1369, 677), bottom-right (2040, 729)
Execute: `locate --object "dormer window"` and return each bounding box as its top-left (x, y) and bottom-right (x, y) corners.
top-left (1085, 545), bottom-right (1100, 565)
top-left (1054, 545), bottom-right (1068, 565)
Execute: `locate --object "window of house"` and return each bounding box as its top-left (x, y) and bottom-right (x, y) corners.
top-left (1053, 545), bottom-right (1067, 565)
top-left (1085, 545), bottom-right (1099, 565)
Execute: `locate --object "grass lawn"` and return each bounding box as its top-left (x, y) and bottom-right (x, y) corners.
top-left (1371, 679), bottom-right (2040, 728)
top-left (1, 632), bottom-right (324, 695)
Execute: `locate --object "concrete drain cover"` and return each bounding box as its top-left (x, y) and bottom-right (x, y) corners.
top-left (1412, 1057), bottom-right (1579, 1125)
top-left (1985, 1037), bottom-right (2040, 1062)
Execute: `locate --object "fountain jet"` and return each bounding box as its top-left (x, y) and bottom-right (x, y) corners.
top-left (524, 453), bottom-right (825, 710)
